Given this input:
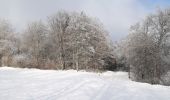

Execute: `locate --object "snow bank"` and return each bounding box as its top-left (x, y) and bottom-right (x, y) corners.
top-left (0, 67), bottom-right (170, 100)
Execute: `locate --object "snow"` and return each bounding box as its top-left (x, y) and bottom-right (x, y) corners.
top-left (0, 67), bottom-right (170, 100)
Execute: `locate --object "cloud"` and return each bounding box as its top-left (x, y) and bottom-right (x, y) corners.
top-left (0, 0), bottom-right (164, 40)
top-left (79, 0), bottom-right (148, 40)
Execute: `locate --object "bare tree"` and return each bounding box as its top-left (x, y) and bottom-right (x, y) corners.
top-left (127, 8), bottom-right (170, 84)
top-left (47, 11), bottom-right (113, 71)
top-left (0, 19), bottom-right (14, 66)
top-left (23, 21), bottom-right (48, 68)
top-left (48, 11), bottom-right (70, 70)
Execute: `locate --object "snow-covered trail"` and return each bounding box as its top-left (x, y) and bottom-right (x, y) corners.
top-left (0, 67), bottom-right (170, 100)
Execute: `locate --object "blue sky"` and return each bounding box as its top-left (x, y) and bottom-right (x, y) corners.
top-left (140, 0), bottom-right (170, 9)
top-left (0, 0), bottom-right (170, 41)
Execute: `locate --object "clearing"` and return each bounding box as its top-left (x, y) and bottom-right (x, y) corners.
top-left (0, 67), bottom-right (170, 100)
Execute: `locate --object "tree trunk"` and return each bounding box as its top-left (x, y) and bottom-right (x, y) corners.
top-left (0, 54), bottom-right (3, 66)
top-left (76, 49), bottom-right (79, 71)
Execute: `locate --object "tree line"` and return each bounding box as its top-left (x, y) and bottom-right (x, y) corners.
top-left (114, 8), bottom-right (170, 85)
top-left (0, 9), bottom-right (170, 85)
top-left (0, 11), bottom-right (115, 71)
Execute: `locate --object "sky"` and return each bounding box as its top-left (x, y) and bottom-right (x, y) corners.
top-left (0, 0), bottom-right (170, 41)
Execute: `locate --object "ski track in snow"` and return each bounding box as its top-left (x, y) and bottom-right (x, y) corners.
top-left (0, 67), bottom-right (170, 100)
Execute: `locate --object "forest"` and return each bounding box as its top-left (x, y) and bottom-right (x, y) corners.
top-left (0, 9), bottom-right (170, 86)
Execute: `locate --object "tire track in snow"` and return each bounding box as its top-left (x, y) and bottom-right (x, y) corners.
top-left (40, 79), bottom-right (91, 100)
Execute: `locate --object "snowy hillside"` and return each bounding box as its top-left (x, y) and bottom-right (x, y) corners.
top-left (0, 67), bottom-right (170, 100)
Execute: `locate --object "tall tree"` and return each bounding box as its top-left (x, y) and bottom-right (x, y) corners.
top-left (0, 19), bottom-right (14, 66)
top-left (127, 8), bottom-right (170, 84)
top-left (48, 11), bottom-right (113, 70)
top-left (48, 11), bottom-right (70, 70)
top-left (23, 21), bottom-right (48, 68)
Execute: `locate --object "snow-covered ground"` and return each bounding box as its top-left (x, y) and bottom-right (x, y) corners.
top-left (0, 67), bottom-right (170, 100)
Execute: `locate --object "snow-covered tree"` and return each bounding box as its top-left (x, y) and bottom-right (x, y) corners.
top-left (113, 40), bottom-right (129, 71)
top-left (0, 19), bottom-right (15, 66)
top-left (127, 8), bottom-right (170, 84)
top-left (47, 11), bottom-right (113, 70)
top-left (48, 11), bottom-right (70, 69)
top-left (23, 21), bottom-right (48, 68)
